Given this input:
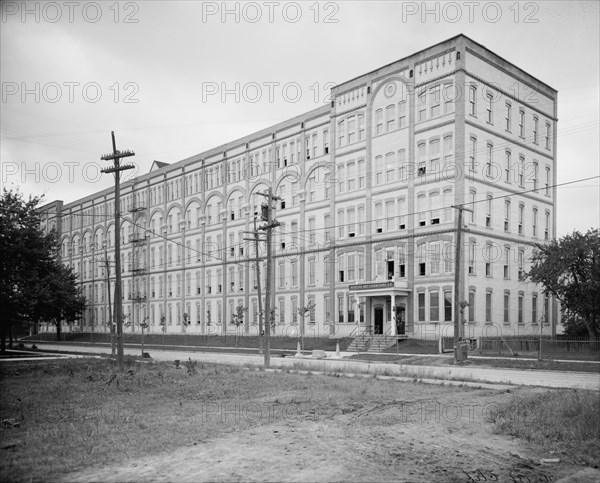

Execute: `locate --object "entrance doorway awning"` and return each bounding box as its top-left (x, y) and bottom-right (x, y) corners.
top-left (349, 280), bottom-right (411, 336)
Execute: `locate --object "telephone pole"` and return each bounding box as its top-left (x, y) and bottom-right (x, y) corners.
top-left (257, 187), bottom-right (281, 368)
top-left (451, 205), bottom-right (472, 364)
top-left (100, 132), bottom-right (135, 372)
top-left (104, 244), bottom-right (115, 356)
top-left (243, 217), bottom-right (265, 356)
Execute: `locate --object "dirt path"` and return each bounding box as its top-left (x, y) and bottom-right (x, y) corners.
top-left (59, 389), bottom-right (591, 483)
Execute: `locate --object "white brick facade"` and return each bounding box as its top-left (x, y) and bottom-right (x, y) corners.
top-left (39, 35), bottom-right (558, 340)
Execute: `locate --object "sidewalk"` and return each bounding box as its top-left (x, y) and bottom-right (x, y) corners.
top-left (26, 342), bottom-right (600, 391)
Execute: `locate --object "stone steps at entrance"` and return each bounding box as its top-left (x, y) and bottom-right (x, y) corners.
top-left (347, 334), bottom-right (408, 353)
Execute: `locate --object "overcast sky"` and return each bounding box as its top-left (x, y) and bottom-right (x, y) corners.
top-left (1, 0), bottom-right (598, 236)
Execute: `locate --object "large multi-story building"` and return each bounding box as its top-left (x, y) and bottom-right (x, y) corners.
top-left (39, 34), bottom-right (558, 341)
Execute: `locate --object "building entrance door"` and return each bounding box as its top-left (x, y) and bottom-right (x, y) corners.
top-left (396, 306), bottom-right (406, 335)
top-left (374, 308), bottom-right (384, 334)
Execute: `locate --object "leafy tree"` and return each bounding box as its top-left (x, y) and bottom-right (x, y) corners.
top-left (297, 300), bottom-right (316, 352)
top-left (230, 304), bottom-right (247, 347)
top-left (29, 262), bottom-right (86, 342)
top-left (526, 228), bottom-right (600, 340)
top-left (0, 189), bottom-right (85, 350)
top-left (560, 310), bottom-right (590, 338)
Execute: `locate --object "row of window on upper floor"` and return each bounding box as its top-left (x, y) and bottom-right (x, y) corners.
top-left (468, 134), bottom-right (552, 195)
top-left (468, 84), bottom-right (552, 150)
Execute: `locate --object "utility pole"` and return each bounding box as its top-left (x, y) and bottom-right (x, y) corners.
top-left (257, 187), bottom-right (281, 368)
top-left (100, 132), bottom-right (135, 372)
top-left (243, 217), bottom-right (265, 356)
top-left (104, 244), bottom-right (115, 356)
top-left (451, 205), bottom-right (472, 364)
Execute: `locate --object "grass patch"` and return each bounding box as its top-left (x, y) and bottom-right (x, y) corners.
top-left (1, 357), bottom-right (473, 482)
top-left (22, 332), bottom-right (348, 351)
top-left (489, 389), bottom-right (600, 466)
top-left (348, 353), bottom-right (600, 373)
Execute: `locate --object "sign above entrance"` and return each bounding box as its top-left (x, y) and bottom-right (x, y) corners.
top-left (349, 281), bottom-right (394, 291)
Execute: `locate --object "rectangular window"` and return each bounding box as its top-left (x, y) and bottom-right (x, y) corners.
top-left (430, 87), bottom-right (440, 117)
top-left (347, 163), bottom-right (356, 191)
top-left (418, 91), bottom-right (426, 121)
top-left (469, 137), bottom-right (476, 172)
top-left (347, 294), bottom-right (355, 323)
top-left (347, 118), bottom-right (356, 144)
top-left (430, 242), bottom-right (440, 274)
top-left (504, 200), bottom-right (510, 232)
top-left (429, 139), bottom-right (440, 172)
top-left (504, 247), bottom-right (510, 279)
top-left (519, 156), bottom-right (525, 186)
top-left (338, 295), bottom-right (344, 323)
top-left (358, 252), bottom-right (365, 280)
top-left (418, 293), bottom-right (425, 322)
top-left (443, 135), bottom-right (453, 165)
top-left (504, 292), bottom-right (510, 324)
top-left (279, 299), bottom-right (285, 325)
top-left (358, 159), bottom-right (365, 188)
top-left (347, 253), bottom-right (355, 281)
top-left (443, 83), bottom-right (454, 114)
top-left (386, 201), bottom-right (395, 231)
top-left (518, 250), bottom-right (524, 280)
top-left (375, 109), bottom-right (383, 134)
top-left (324, 215), bottom-right (331, 241)
top-left (468, 241), bottom-right (475, 274)
top-left (486, 144), bottom-right (493, 177)
top-left (468, 291), bottom-right (475, 322)
top-left (486, 93), bottom-right (493, 123)
top-left (386, 105), bottom-right (395, 131)
top-left (398, 101), bottom-right (407, 127)
top-left (518, 204), bottom-right (524, 234)
top-left (358, 206), bottom-right (365, 235)
top-left (518, 294), bottom-right (524, 324)
top-left (519, 110), bottom-right (525, 137)
top-left (291, 261), bottom-right (298, 287)
top-left (486, 196), bottom-right (492, 227)
top-left (308, 258), bottom-right (315, 286)
top-left (358, 115), bottom-right (365, 140)
top-left (486, 292), bottom-right (492, 323)
top-left (485, 244), bottom-right (492, 277)
top-left (533, 208), bottom-right (538, 237)
top-left (292, 298), bottom-right (298, 325)
top-left (532, 294), bottom-right (538, 324)
top-left (444, 290), bottom-right (452, 322)
top-left (545, 122), bottom-right (551, 150)
top-left (338, 121), bottom-right (345, 147)
top-left (505, 102), bottom-right (511, 131)
top-left (533, 116), bottom-right (538, 144)
top-left (429, 291), bottom-right (439, 321)
top-left (278, 262), bottom-right (285, 288)
top-left (469, 86), bottom-right (476, 116)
